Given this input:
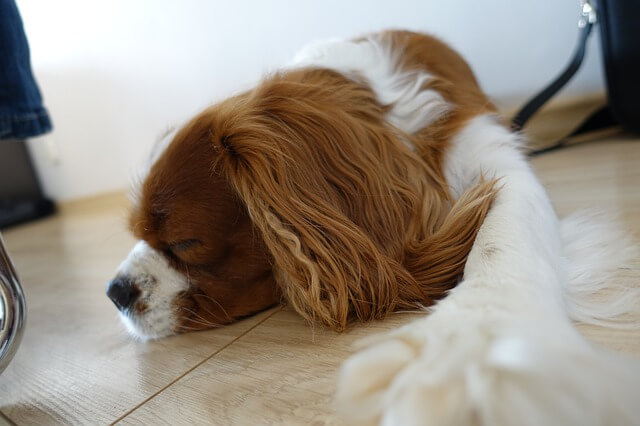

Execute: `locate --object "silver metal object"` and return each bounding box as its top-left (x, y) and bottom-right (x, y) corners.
top-left (579, 0), bottom-right (597, 28)
top-left (0, 233), bottom-right (26, 374)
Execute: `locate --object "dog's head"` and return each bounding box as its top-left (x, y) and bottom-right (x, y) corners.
top-left (108, 103), bottom-right (280, 339)
top-left (106, 66), bottom-right (496, 340)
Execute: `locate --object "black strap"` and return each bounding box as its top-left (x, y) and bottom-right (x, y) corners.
top-left (511, 20), bottom-right (595, 133)
top-left (528, 105), bottom-right (616, 157)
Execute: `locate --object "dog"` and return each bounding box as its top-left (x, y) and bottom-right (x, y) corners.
top-left (107, 30), bottom-right (498, 337)
top-left (108, 30), bottom-right (640, 424)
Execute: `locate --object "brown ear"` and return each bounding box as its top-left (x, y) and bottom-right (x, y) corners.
top-left (209, 73), bottom-right (430, 330)
top-left (212, 131), bottom-right (418, 331)
top-left (211, 70), bottom-right (497, 331)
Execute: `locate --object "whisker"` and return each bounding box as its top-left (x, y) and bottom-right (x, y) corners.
top-left (180, 316), bottom-right (222, 329)
top-left (176, 324), bottom-right (210, 332)
top-left (179, 306), bottom-right (220, 327)
top-left (193, 293), bottom-right (233, 322)
top-left (175, 316), bottom-right (225, 331)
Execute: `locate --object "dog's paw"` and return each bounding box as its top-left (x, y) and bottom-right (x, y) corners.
top-left (336, 316), bottom-right (484, 426)
top-left (336, 315), bottom-right (640, 426)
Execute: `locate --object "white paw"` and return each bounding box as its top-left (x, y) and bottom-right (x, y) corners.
top-left (336, 316), bottom-right (640, 426)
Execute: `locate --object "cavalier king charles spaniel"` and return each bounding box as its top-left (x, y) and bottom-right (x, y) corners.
top-left (107, 30), bottom-right (640, 425)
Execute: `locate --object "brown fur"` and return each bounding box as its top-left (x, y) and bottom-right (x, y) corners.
top-left (129, 116), bottom-right (280, 331)
top-left (130, 31), bottom-right (498, 332)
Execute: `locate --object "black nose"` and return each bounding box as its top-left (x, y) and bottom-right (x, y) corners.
top-left (106, 276), bottom-right (140, 311)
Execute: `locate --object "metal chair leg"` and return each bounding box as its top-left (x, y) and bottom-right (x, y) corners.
top-left (0, 233), bottom-right (26, 374)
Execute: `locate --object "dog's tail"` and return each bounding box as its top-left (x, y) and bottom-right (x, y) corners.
top-left (401, 179), bottom-right (499, 306)
top-left (561, 210), bottom-right (640, 329)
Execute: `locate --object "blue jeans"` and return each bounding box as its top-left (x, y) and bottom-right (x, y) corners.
top-left (0, 0), bottom-right (52, 140)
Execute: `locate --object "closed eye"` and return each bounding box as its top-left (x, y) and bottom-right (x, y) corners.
top-left (169, 239), bottom-right (203, 252)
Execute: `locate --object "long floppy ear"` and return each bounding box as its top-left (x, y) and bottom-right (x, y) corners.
top-left (211, 70), bottom-right (497, 331)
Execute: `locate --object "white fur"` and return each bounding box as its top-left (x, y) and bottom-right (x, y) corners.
top-left (561, 210), bottom-right (640, 329)
top-left (336, 115), bottom-right (640, 425)
top-left (113, 241), bottom-right (189, 340)
top-left (292, 36), bottom-right (450, 139)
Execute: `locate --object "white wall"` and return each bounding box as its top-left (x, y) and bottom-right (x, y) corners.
top-left (17, 0), bottom-right (604, 201)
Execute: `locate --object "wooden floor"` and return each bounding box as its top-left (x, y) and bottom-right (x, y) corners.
top-left (1, 132), bottom-right (639, 425)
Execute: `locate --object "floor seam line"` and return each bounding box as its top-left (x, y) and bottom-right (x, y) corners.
top-left (109, 306), bottom-right (283, 425)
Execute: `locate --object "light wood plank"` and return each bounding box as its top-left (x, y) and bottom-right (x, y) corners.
top-left (0, 194), bottom-right (278, 424)
top-left (121, 135), bottom-right (640, 425)
top-left (120, 308), bottom-right (419, 425)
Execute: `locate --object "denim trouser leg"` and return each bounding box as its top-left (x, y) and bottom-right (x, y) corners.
top-left (0, 0), bottom-right (52, 140)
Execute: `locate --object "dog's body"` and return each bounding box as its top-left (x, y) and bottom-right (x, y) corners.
top-left (108, 31), bottom-right (640, 424)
